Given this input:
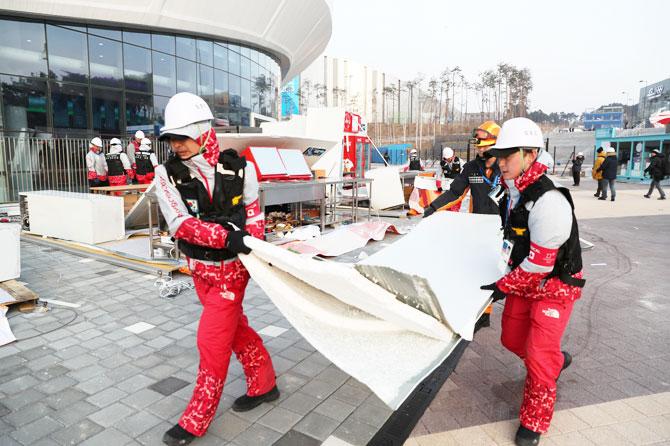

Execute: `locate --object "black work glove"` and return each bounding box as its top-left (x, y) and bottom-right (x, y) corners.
top-left (480, 282), bottom-right (506, 302)
top-left (226, 230), bottom-right (251, 255)
top-left (423, 204), bottom-right (437, 218)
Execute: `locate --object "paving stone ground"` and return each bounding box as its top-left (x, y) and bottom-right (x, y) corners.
top-left (0, 242), bottom-right (393, 446)
top-left (1, 177), bottom-right (668, 446)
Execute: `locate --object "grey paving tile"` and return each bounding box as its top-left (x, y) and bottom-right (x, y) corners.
top-left (114, 411), bottom-right (163, 438)
top-left (314, 397), bottom-right (357, 422)
top-left (51, 401), bottom-right (100, 427)
top-left (0, 374), bottom-right (40, 395)
top-left (145, 396), bottom-right (185, 421)
top-left (279, 392), bottom-right (321, 416)
top-left (231, 422), bottom-right (282, 446)
top-left (9, 416), bottom-right (63, 445)
top-left (301, 379), bottom-right (342, 401)
top-left (147, 377), bottom-right (190, 396)
top-left (294, 412), bottom-right (341, 441)
top-left (50, 418), bottom-right (104, 446)
top-left (333, 416), bottom-right (378, 446)
top-left (1, 388), bottom-right (47, 411)
top-left (208, 413), bottom-right (251, 441)
top-left (4, 402), bottom-right (54, 428)
top-left (86, 387), bottom-right (129, 408)
top-left (78, 427), bottom-right (133, 446)
top-left (44, 388), bottom-right (88, 410)
top-left (87, 403), bottom-right (136, 428)
top-left (120, 388), bottom-right (164, 410)
top-left (37, 375), bottom-right (79, 395)
top-left (273, 429), bottom-right (322, 446)
top-left (257, 406), bottom-right (302, 434)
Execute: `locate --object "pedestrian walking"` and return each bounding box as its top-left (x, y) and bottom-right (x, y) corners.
top-left (643, 149), bottom-right (667, 200)
top-left (596, 147), bottom-right (617, 201)
top-left (591, 147), bottom-right (605, 197)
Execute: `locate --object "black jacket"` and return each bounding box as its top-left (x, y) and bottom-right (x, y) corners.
top-left (644, 154), bottom-right (666, 181)
top-left (409, 158), bottom-right (422, 171)
top-left (427, 156), bottom-right (501, 215)
top-left (597, 154), bottom-right (617, 180)
top-left (440, 157), bottom-right (462, 179)
top-left (571, 157), bottom-right (584, 173)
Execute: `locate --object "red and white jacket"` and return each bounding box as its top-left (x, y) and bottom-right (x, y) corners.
top-left (153, 130), bottom-right (264, 263)
top-left (86, 149), bottom-right (108, 181)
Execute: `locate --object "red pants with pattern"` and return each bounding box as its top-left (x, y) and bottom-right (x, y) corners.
top-left (178, 259), bottom-right (276, 436)
top-left (136, 172), bottom-right (154, 184)
top-left (501, 294), bottom-right (575, 433)
top-left (108, 175), bottom-right (127, 195)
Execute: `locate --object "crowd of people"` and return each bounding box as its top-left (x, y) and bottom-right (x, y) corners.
top-left (85, 130), bottom-right (159, 189)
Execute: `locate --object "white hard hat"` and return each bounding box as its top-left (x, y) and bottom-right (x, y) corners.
top-left (410, 149), bottom-right (418, 154)
top-left (606, 146), bottom-right (615, 153)
top-left (109, 138), bottom-right (122, 146)
top-left (141, 137), bottom-right (151, 146)
top-left (442, 147), bottom-right (454, 159)
top-left (90, 137), bottom-right (102, 148)
top-left (489, 117), bottom-right (544, 155)
top-left (159, 92), bottom-right (214, 140)
top-left (134, 130), bottom-right (145, 139)
top-left (577, 152), bottom-right (583, 157)
top-left (139, 143), bottom-right (151, 152)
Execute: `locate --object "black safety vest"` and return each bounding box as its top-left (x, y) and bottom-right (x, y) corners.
top-left (135, 152), bottom-right (154, 175)
top-left (441, 157), bottom-right (461, 179)
top-left (500, 175), bottom-right (585, 288)
top-left (164, 149), bottom-right (247, 262)
top-left (105, 153), bottom-right (125, 176)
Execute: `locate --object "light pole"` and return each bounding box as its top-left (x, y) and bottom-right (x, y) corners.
top-left (639, 80), bottom-right (648, 127)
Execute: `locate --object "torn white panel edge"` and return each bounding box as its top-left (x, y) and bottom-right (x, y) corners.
top-left (242, 236), bottom-right (453, 342)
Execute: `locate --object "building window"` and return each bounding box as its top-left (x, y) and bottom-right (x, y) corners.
top-left (152, 34), bottom-right (175, 55)
top-left (241, 56), bottom-right (251, 80)
top-left (88, 27), bottom-right (121, 41)
top-left (46, 25), bottom-right (89, 83)
top-left (124, 44), bottom-right (152, 92)
top-left (126, 92), bottom-right (152, 131)
top-left (0, 19), bottom-right (48, 78)
top-left (198, 64), bottom-right (213, 104)
top-left (123, 31), bottom-right (150, 48)
top-left (91, 87), bottom-right (121, 133)
top-left (176, 37), bottom-right (196, 61)
top-left (228, 50), bottom-right (240, 76)
top-left (152, 52), bottom-right (176, 97)
top-left (176, 58), bottom-right (197, 94)
top-left (214, 44), bottom-right (228, 71)
top-left (50, 81), bottom-right (88, 129)
top-left (214, 69), bottom-right (228, 107)
top-left (153, 94), bottom-right (169, 127)
top-left (0, 75), bottom-right (48, 131)
top-left (229, 74), bottom-right (241, 108)
top-left (241, 78), bottom-right (250, 110)
top-left (88, 35), bottom-right (123, 88)
top-left (197, 40), bottom-right (213, 67)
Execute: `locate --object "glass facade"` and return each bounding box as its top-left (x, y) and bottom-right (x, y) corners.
top-left (0, 16), bottom-right (281, 135)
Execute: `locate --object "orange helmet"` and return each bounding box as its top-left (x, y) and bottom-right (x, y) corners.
top-left (471, 120), bottom-right (501, 147)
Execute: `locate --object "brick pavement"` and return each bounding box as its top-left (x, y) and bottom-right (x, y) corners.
top-left (0, 243), bottom-right (392, 446)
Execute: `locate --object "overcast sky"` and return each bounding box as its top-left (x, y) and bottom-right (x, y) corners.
top-left (324, 0), bottom-right (668, 114)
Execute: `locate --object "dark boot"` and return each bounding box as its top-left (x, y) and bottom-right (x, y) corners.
top-left (598, 197), bottom-right (606, 200)
top-left (558, 351), bottom-right (572, 379)
top-left (659, 196), bottom-right (667, 200)
top-left (611, 197), bottom-right (615, 202)
top-left (515, 425), bottom-right (541, 446)
top-left (474, 312), bottom-right (491, 333)
top-left (162, 424), bottom-right (195, 446)
top-left (644, 194), bottom-right (651, 198)
top-left (232, 385), bottom-right (280, 412)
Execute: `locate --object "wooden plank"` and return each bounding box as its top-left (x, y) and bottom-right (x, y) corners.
top-left (0, 280), bottom-right (38, 306)
top-left (90, 184), bottom-right (149, 193)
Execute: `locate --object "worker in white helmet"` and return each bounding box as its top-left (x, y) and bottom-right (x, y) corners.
top-left (135, 137), bottom-right (158, 184)
top-left (480, 118), bottom-right (585, 446)
top-left (440, 146), bottom-right (461, 179)
top-left (153, 93), bottom-right (277, 446)
top-left (126, 129), bottom-right (145, 174)
top-left (570, 151), bottom-right (585, 186)
top-left (85, 137), bottom-right (108, 188)
top-left (408, 148), bottom-right (422, 170)
top-left (105, 138), bottom-right (134, 191)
